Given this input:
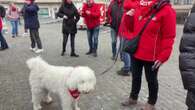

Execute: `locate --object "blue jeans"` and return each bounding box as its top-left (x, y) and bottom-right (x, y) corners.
top-left (111, 28), bottom-right (117, 57)
top-left (0, 31), bottom-right (8, 48)
top-left (87, 26), bottom-right (100, 52)
top-left (120, 38), bottom-right (131, 71)
top-left (10, 20), bottom-right (18, 37)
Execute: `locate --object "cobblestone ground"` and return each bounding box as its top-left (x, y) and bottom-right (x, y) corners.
top-left (0, 23), bottom-right (186, 110)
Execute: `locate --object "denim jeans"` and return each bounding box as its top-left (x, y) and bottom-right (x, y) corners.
top-left (10, 20), bottom-right (18, 37)
top-left (0, 31), bottom-right (8, 48)
top-left (120, 38), bottom-right (131, 71)
top-left (87, 26), bottom-right (100, 52)
top-left (110, 28), bottom-right (117, 57)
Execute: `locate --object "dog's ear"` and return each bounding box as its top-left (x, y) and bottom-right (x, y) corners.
top-left (26, 58), bottom-right (36, 69)
top-left (26, 57), bottom-right (42, 70)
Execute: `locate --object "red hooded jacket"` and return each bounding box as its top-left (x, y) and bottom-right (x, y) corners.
top-left (118, 0), bottom-right (139, 37)
top-left (131, 1), bottom-right (176, 63)
top-left (81, 3), bottom-right (101, 29)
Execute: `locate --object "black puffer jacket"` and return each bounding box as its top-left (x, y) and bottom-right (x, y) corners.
top-left (57, 2), bottom-right (80, 34)
top-left (179, 6), bottom-right (195, 93)
top-left (179, 5), bottom-right (195, 109)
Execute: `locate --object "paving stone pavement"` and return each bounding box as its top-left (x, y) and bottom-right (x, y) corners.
top-left (0, 23), bottom-right (187, 110)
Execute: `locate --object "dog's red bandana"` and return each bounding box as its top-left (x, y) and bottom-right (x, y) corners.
top-left (68, 89), bottom-right (80, 99)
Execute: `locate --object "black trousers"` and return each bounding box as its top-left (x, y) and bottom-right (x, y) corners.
top-left (62, 33), bottom-right (76, 53)
top-left (29, 29), bottom-right (42, 49)
top-left (130, 57), bottom-right (159, 105)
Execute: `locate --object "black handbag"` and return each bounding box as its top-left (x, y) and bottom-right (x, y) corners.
top-left (122, 0), bottom-right (170, 54)
top-left (122, 14), bottom-right (156, 54)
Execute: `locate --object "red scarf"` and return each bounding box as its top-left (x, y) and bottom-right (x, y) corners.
top-left (68, 89), bottom-right (80, 99)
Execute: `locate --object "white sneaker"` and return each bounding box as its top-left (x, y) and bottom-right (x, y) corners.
top-left (23, 32), bottom-right (29, 37)
top-left (29, 47), bottom-right (37, 52)
top-left (35, 49), bottom-right (44, 54)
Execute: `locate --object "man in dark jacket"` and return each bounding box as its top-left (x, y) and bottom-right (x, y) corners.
top-left (57, 0), bottom-right (80, 57)
top-left (179, 4), bottom-right (195, 110)
top-left (107, 0), bottom-right (124, 59)
top-left (24, 0), bottom-right (43, 54)
top-left (107, 0), bottom-right (131, 76)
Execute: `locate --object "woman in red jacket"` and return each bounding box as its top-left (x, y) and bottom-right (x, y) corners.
top-left (121, 0), bottom-right (176, 110)
top-left (81, 0), bottom-right (101, 57)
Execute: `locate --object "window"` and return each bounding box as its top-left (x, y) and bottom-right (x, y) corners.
top-left (38, 8), bottom-right (49, 18)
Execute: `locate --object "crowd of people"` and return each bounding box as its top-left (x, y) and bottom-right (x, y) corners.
top-left (0, 0), bottom-right (195, 110)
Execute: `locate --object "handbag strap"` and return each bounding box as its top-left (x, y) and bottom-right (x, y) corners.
top-left (137, 0), bottom-right (170, 37)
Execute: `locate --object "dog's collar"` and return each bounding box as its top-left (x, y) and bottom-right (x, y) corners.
top-left (68, 89), bottom-right (80, 99)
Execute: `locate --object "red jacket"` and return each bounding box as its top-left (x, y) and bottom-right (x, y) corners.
top-left (81, 3), bottom-right (101, 29)
top-left (132, 4), bottom-right (176, 63)
top-left (118, 0), bottom-right (139, 37)
top-left (0, 17), bottom-right (2, 31)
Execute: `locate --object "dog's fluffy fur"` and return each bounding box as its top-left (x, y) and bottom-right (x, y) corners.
top-left (26, 56), bottom-right (96, 110)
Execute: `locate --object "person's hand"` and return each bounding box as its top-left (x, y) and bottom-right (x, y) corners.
top-left (86, 10), bottom-right (91, 15)
top-left (126, 9), bottom-right (135, 16)
top-left (79, 10), bottom-right (83, 15)
top-left (152, 60), bottom-right (162, 70)
top-left (63, 15), bottom-right (68, 19)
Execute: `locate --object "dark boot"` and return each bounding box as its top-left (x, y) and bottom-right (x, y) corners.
top-left (61, 51), bottom-right (65, 56)
top-left (117, 69), bottom-right (130, 76)
top-left (86, 49), bottom-right (93, 55)
top-left (92, 49), bottom-right (97, 57)
top-left (70, 52), bottom-right (79, 57)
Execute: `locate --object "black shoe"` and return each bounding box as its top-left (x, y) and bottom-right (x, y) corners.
top-left (12, 36), bottom-right (15, 38)
top-left (117, 69), bottom-right (130, 76)
top-left (61, 52), bottom-right (65, 56)
top-left (92, 52), bottom-right (97, 57)
top-left (70, 53), bottom-right (79, 57)
top-left (0, 47), bottom-right (8, 51)
top-left (86, 51), bottom-right (93, 55)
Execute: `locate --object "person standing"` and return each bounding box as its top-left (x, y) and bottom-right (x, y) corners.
top-left (107, 0), bottom-right (124, 60)
top-left (179, 2), bottom-right (195, 110)
top-left (121, 0), bottom-right (176, 110)
top-left (7, 3), bottom-right (20, 38)
top-left (57, 0), bottom-right (80, 57)
top-left (0, 4), bottom-right (9, 50)
top-left (21, 3), bottom-right (29, 36)
top-left (81, 0), bottom-right (101, 57)
top-left (117, 0), bottom-right (139, 76)
top-left (23, 0), bottom-right (43, 54)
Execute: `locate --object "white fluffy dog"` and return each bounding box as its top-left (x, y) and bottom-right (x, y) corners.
top-left (26, 57), bottom-right (96, 110)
